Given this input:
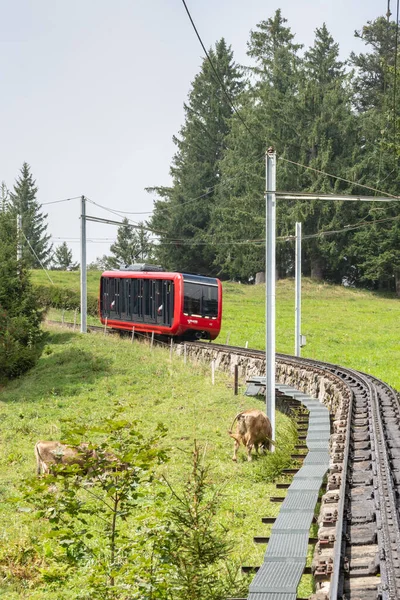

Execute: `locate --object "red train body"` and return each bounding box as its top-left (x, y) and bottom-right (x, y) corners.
top-left (99, 266), bottom-right (222, 341)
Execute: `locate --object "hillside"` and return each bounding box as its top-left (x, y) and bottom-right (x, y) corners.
top-left (0, 327), bottom-right (299, 598)
top-left (31, 270), bottom-right (400, 390)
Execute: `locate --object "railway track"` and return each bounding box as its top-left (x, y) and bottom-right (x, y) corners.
top-left (46, 321), bottom-right (400, 599)
top-left (184, 344), bottom-right (400, 600)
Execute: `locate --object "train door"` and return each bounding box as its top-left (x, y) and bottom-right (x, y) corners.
top-left (101, 277), bottom-right (110, 318)
top-left (120, 278), bottom-right (130, 321)
top-left (143, 279), bottom-right (157, 323)
top-left (101, 277), bottom-right (120, 319)
top-left (130, 278), bottom-right (143, 321)
top-left (156, 279), bottom-right (174, 326)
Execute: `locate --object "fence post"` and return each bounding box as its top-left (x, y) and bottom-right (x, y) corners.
top-left (151, 332), bottom-right (154, 349)
top-left (104, 317), bottom-right (108, 335)
top-left (73, 308), bottom-right (77, 331)
top-left (131, 325), bottom-right (135, 343)
top-left (234, 365), bottom-right (239, 395)
top-left (245, 341), bottom-right (248, 349)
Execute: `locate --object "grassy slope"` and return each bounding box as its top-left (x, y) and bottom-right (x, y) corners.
top-left (4, 272), bottom-right (396, 596)
top-left (32, 270), bottom-right (400, 389)
top-left (0, 328), bottom-right (299, 598)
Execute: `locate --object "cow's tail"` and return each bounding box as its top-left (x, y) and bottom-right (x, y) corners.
top-left (228, 412), bottom-right (242, 435)
top-left (265, 435), bottom-right (277, 447)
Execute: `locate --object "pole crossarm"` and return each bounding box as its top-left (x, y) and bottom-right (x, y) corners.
top-left (85, 215), bottom-right (131, 227)
top-left (85, 214), bottom-right (158, 234)
top-left (274, 192), bottom-right (400, 202)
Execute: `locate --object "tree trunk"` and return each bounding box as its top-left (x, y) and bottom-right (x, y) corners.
top-left (255, 271), bottom-right (265, 285)
top-left (310, 257), bottom-right (324, 281)
top-left (395, 269), bottom-right (400, 298)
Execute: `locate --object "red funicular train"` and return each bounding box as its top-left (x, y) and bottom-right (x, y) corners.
top-left (99, 264), bottom-right (222, 341)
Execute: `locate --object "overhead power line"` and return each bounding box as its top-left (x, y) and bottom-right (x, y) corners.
top-left (180, 0), bottom-right (257, 140)
top-left (20, 230), bottom-right (54, 284)
top-left (42, 196), bottom-right (82, 206)
top-left (278, 157), bottom-right (400, 198)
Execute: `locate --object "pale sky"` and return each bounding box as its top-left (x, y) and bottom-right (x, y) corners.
top-left (0, 0), bottom-right (384, 263)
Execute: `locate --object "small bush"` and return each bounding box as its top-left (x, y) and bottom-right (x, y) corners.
top-left (0, 308), bottom-right (45, 380)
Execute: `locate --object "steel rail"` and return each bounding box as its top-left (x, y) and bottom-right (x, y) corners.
top-left (359, 370), bottom-right (400, 600)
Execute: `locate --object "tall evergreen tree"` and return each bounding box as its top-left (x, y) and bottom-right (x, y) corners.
top-left (107, 219), bottom-right (154, 269)
top-left (350, 16), bottom-right (398, 112)
top-left (344, 15), bottom-right (400, 294)
top-left (0, 208), bottom-right (45, 379)
top-left (148, 38), bottom-right (244, 275)
top-left (210, 11), bottom-right (303, 280)
top-left (293, 24), bottom-right (359, 281)
top-left (9, 163), bottom-right (52, 268)
top-left (52, 242), bottom-right (78, 270)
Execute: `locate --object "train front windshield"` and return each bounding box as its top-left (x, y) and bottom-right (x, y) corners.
top-left (183, 276), bottom-right (219, 318)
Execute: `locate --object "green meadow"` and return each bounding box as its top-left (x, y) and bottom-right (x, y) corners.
top-left (0, 328), bottom-right (299, 598)
top-left (1, 271), bottom-right (397, 598)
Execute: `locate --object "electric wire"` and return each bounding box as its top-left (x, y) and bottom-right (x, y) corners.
top-left (180, 0), bottom-right (258, 140)
top-left (84, 197), bottom-right (167, 236)
top-left (278, 156), bottom-right (400, 198)
top-left (42, 196), bottom-right (82, 206)
top-left (20, 230), bottom-right (54, 284)
top-left (50, 207), bottom-right (400, 248)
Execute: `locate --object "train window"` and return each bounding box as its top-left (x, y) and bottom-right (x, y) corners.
top-left (102, 276), bottom-right (175, 327)
top-left (183, 281), bottom-right (218, 318)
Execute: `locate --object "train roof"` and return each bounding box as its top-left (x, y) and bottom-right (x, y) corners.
top-left (101, 270), bottom-right (219, 284)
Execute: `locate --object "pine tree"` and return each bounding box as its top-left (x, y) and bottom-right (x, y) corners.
top-left (350, 16), bottom-right (398, 112)
top-left (293, 24), bottom-right (359, 281)
top-left (0, 208), bottom-right (45, 379)
top-left (148, 38), bottom-right (244, 275)
top-left (344, 15), bottom-right (400, 293)
top-left (210, 12), bottom-right (303, 280)
top-left (106, 219), bottom-right (154, 269)
top-left (52, 242), bottom-right (78, 270)
top-left (9, 163), bottom-right (52, 268)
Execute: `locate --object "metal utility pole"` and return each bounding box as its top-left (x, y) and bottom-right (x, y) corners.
top-left (295, 222), bottom-right (302, 356)
top-left (80, 195), bottom-right (87, 333)
top-left (265, 147), bottom-right (276, 445)
top-left (17, 214), bottom-right (22, 262)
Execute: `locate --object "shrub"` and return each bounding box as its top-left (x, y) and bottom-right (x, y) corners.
top-left (0, 210), bottom-right (46, 380)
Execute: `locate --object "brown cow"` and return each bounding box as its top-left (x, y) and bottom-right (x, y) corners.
top-left (34, 441), bottom-right (95, 475)
top-left (228, 409), bottom-right (274, 462)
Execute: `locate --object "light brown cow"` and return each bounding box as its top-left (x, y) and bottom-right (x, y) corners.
top-left (34, 441), bottom-right (95, 475)
top-left (228, 409), bottom-right (274, 462)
